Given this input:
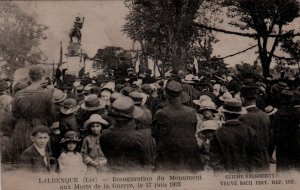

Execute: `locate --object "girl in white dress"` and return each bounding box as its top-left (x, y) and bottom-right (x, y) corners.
top-left (58, 131), bottom-right (87, 174)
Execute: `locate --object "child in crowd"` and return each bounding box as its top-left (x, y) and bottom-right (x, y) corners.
top-left (20, 126), bottom-right (52, 173)
top-left (58, 131), bottom-right (87, 174)
top-left (81, 114), bottom-right (108, 174)
top-left (59, 98), bottom-right (79, 137)
top-left (198, 120), bottom-right (218, 171)
top-left (49, 122), bottom-right (62, 159)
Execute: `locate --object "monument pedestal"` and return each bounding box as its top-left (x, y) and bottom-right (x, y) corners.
top-left (66, 43), bottom-right (85, 77)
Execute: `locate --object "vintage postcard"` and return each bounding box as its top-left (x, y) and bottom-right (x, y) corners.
top-left (1, 0), bottom-right (300, 190)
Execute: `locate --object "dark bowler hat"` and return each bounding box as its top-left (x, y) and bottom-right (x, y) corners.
top-left (240, 86), bottom-right (259, 98)
top-left (129, 92), bottom-right (143, 105)
top-left (145, 69), bottom-right (152, 75)
top-left (219, 98), bottom-right (247, 114)
top-left (81, 94), bottom-right (106, 111)
top-left (110, 96), bottom-right (143, 120)
top-left (279, 90), bottom-right (294, 103)
top-left (165, 80), bottom-right (183, 92)
top-left (294, 89), bottom-right (300, 106)
top-left (60, 98), bottom-right (79, 115)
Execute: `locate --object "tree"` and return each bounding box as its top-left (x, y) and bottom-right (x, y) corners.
top-left (280, 37), bottom-right (300, 72)
top-left (123, 0), bottom-right (205, 73)
top-left (0, 2), bottom-right (49, 77)
top-left (221, 0), bottom-right (300, 77)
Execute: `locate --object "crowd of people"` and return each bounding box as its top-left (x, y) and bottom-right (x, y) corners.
top-left (1, 63), bottom-right (300, 174)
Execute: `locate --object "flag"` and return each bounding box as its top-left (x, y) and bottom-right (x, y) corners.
top-left (58, 42), bottom-right (63, 68)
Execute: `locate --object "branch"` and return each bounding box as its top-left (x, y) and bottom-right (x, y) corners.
top-left (195, 23), bottom-right (300, 38)
top-left (210, 45), bottom-right (258, 61)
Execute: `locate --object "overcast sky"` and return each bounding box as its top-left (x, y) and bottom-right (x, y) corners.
top-left (15, 1), bottom-right (300, 68)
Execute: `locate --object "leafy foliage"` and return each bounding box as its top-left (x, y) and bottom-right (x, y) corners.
top-left (0, 2), bottom-right (48, 77)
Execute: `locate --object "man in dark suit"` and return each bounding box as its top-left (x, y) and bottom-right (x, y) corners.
top-left (152, 80), bottom-right (203, 172)
top-left (20, 126), bottom-right (52, 173)
top-left (142, 69), bottom-right (156, 85)
top-left (239, 86), bottom-right (270, 171)
top-left (210, 98), bottom-right (257, 173)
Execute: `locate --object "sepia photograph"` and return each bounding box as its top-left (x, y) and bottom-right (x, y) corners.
top-left (1, 0), bottom-right (300, 189)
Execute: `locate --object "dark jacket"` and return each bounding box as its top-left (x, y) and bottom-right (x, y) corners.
top-left (210, 120), bottom-right (257, 173)
top-left (239, 106), bottom-right (270, 171)
top-left (20, 144), bottom-right (51, 173)
top-left (59, 113), bottom-right (79, 138)
top-left (273, 106), bottom-right (300, 172)
top-left (100, 119), bottom-right (155, 172)
top-left (142, 76), bottom-right (156, 85)
top-left (152, 99), bottom-right (203, 172)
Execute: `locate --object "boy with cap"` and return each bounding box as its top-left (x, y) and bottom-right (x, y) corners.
top-left (239, 85), bottom-right (270, 171)
top-left (20, 126), bottom-right (53, 173)
top-left (210, 98), bottom-right (258, 173)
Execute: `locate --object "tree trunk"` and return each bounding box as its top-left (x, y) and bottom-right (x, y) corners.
top-left (261, 56), bottom-right (271, 77)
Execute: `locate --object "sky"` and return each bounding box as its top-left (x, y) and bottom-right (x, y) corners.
top-left (15, 1), bottom-right (300, 69)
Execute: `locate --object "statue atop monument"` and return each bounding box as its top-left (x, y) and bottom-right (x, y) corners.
top-left (69, 16), bottom-right (84, 45)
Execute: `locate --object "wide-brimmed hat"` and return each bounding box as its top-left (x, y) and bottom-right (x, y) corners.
top-left (219, 98), bottom-right (247, 114)
top-left (279, 90), bottom-right (294, 103)
top-left (199, 120), bottom-right (219, 132)
top-left (60, 131), bottom-right (81, 144)
top-left (129, 92), bottom-right (143, 105)
top-left (110, 96), bottom-right (143, 119)
top-left (166, 80), bottom-right (183, 92)
top-left (121, 86), bottom-right (134, 96)
top-left (49, 122), bottom-right (59, 131)
top-left (182, 75), bottom-right (195, 84)
top-left (141, 84), bottom-right (151, 92)
top-left (276, 82), bottom-right (289, 89)
top-left (198, 100), bottom-right (218, 114)
top-left (53, 89), bottom-right (67, 103)
top-left (81, 94), bottom-right (106, 111)
top-left (264, 105), bottom-right (278, 115)
top-left (193, 95), bottom-right (212, 106)
top-left (60, 98), bottom-right (79, 115)
top-left (219, 92), bottom-right (233, 101)
top-left (101, 82), bottom-right (115, 93)
top-left (84, 114), bottom-right (109, 130)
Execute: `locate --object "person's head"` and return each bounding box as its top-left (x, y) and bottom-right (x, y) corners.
top-left (165, 79), bottom-right (183, 99)
top-left (31, 126), bottom-right (50, 149)
top-left (219, 98), bottom-right (247, 121)
top-left (28, 65), bottom-right (45, 83)
top-left (240, 86), bottom-right (258, 106)
top-left (84, 114), bottom-right (109, 135)
top-left (49, 122), bottom-right (60, 135)
top-left (101, 89), bottom-right (112, 102)
top-left (60, 131), bottom-right (81, 152)
top-left (198, 100), bottom-right (218, 119)
top-left (213, 84), bottom-right (221, 96)
top-left (0, 95), bottom-right (13, 112)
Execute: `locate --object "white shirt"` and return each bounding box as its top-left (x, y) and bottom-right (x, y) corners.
top-left (34, 144), bottom-right (47, 165)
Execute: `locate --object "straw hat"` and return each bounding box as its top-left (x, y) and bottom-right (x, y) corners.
top-left (110, 96), bottom-right (143, 119)
top-left (129, 92), bottom-right (143, 105)
top-left (81, 94), bottom-right (106, 111)
top-left (219, 98), bottom-right (247, 114)
top-left (193, 95), bottom-right (212, 106)
top-left (60, 98), bottom-right (79, 115)
top-left (219, 92), bottom-right (232, 101)
top-left (84, 114), bottom-right (109, 130)
top-left (53, 89), bottom-right (67, 103)
top-left (264, 105), bottom-right (278, 115)
top-left (198, 100), bottom-right (218, 114)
